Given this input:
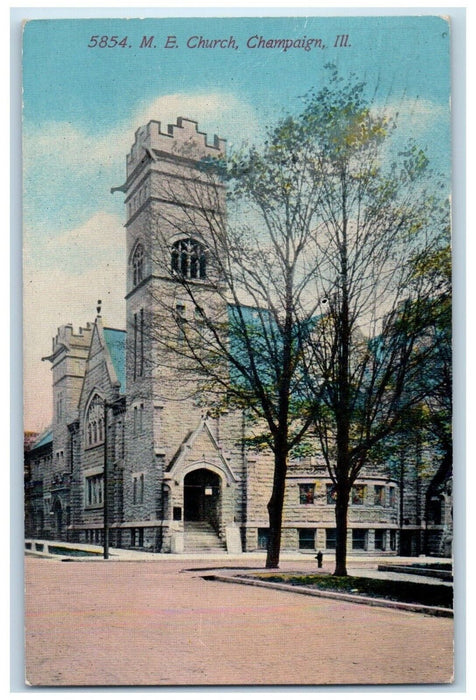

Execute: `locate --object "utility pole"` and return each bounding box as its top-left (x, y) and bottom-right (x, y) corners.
top-left (103, 399), bottom-right (109, 560)
top-left (398, 448), bottom-right (405, 556)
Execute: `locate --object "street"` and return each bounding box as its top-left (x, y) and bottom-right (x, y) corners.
top-left (24, 557), bottom-right (454, 687)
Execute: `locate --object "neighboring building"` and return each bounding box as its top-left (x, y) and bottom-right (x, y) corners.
top-left (24, 429), bottom-right (51, 539)
top-left (24, 118), bottom-right (452, 557)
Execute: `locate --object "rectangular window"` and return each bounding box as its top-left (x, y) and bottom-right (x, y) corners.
top-left (389, 486), bottom-right (396, 508)
top-left (374, 530), bottom-right (386, 550)
top-left (374, 485), bottom-right (385, 506)
top-left (139, 403), bottom-right (144, 433)
top-left (133, 474), bottom-right (144, 505)
top-left (389, 531), bottom-right (396, 551)
top-left (326, 528), bottom-right (336, 549)
top-left (298, 528), bottom-right (316, 550)
top-left (352, 529), bottom-right (367, 550)
top-left (133, 405), bottom-right (138, 436)
top-left (299, 483), bottom-right (315, 505)
top-left (257, 528), bottom-right (270, 550)
top-left (130, 527), bottom-right (144, 548)
top-left (133, 312), bottom-right (137, 381)
top-left (132, 308), bottom-right (145, 379)
top-left (326, 484), bottom-right (338, 505)
top-left (85, 474), bottom-right (104, 507)
top-left (154, 405), bottom-right (162, 450)
top-left (429, 497), bottom-right (442, 525)
top-left (140, 308), bottom-right (144, 376)
top-left (351, 485), bottom-right (366, 505)
top-left (115, 420), bottom-right (122, 461)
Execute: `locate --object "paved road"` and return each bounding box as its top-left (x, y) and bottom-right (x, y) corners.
top-left (24, 557), bottom-right (453, 687)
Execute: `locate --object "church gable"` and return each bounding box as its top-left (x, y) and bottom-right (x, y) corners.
top-left (166, 417), bottom-right (239, 485)
top-left (78, 317), bottom-right (124, 414)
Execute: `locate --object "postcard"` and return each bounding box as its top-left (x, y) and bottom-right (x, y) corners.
top-left (22, 14), bottom-right (454, 687)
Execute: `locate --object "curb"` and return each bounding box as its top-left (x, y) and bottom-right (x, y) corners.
top-left (204, 574), bottom-right (453, 618)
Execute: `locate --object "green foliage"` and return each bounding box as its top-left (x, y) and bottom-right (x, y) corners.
top-left (302, 70), bottom-right (391, 161)
top-left (253, 573), bottom-right (453, 608)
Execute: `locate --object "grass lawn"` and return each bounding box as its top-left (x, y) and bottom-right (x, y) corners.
top-left (248, 573), bottom-right (453, 609)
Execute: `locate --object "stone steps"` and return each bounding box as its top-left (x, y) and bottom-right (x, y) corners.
top-left (184, 521), bottom-right (227, 552)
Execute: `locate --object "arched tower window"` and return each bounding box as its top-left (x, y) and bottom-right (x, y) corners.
top-left (171, 238), bottom-right (207, 280)
top-left (86, 394), bottom-right (104, 447)
top-left (132, 244), bottom-right (145, 287)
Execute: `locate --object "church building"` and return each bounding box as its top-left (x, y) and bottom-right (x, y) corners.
top-left (24, 118), bottom-right (452, 558)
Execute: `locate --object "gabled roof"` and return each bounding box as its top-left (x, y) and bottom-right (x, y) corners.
top-left (165, 415), bottom-right (239, 485)
top-left (103, 328), bottom-right (126, 392)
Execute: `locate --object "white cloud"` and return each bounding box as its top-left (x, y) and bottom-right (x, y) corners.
top-left (23, 121), bottom-right (127, 172)
top-left (368, 96), bottom-right (450, 177)
top-left (24, 211), bottom-right (125, 273)
top-left (23, 213), bottom-right (126, 431)
top-left (380, 97), bottom-right (450, 138)
top-left (23, 91), bottom-right (258, 177)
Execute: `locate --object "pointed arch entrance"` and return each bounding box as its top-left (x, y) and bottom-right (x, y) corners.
top-left (183, 468), bottom-right (221, 531)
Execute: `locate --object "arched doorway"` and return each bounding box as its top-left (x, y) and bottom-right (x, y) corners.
top-left (183, 469), bottom-right (220, 531)
top-left (53, 497), bottom-right (63, 540)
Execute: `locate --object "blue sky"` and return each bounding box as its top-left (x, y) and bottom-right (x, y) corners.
top-left (22, 15), bottom-right (451, 430)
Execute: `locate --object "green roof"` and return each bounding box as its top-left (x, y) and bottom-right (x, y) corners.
top-left (103, 328), bottom-right (126, 392)
top-left (33, 429), bottom-right (53, 449)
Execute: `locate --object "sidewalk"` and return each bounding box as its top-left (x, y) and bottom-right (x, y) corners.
top-left (26, 538), bottom-right (452, 585)
top-left (25, 537), bottom-right (451, 563)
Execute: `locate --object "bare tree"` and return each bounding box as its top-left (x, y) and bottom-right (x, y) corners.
top-left (298, 69), bottom-right (449, 574)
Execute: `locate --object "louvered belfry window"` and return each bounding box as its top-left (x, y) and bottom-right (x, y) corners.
top-left (171, 238), bottom-right (206, 279)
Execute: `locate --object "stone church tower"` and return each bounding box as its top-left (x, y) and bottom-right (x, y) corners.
top-left (114, 118), bottom-right (243, 553)
top-left (41, 322), bottom-right (93, 539)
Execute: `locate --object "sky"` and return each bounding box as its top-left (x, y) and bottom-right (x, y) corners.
top-left (22, 14), bottom-right (452, 432)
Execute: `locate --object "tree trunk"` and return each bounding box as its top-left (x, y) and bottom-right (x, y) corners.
top-left (265, 450), bottom-right (287, 568)
top-left (333, 197), bottom-right (351, 578)
top-left (334, 491), bottom-right (349, 576)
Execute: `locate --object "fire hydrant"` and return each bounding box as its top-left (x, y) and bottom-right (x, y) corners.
top-left (315, 551), bottom-right (323, 568)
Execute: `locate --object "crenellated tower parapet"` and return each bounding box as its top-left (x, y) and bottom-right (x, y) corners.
top-left (48, 322), bottom-right (93, 359)
top-left (43, 322), bottom-right (93, 428)
top-left (126, 118), bottom-right (226, 178)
